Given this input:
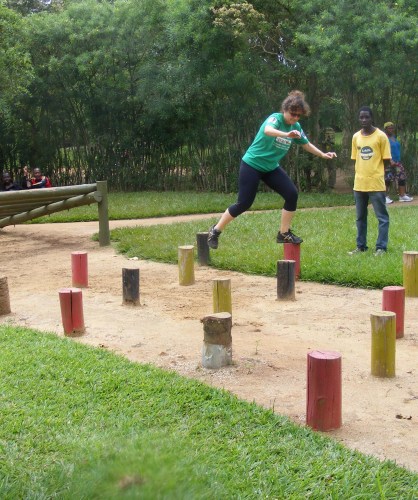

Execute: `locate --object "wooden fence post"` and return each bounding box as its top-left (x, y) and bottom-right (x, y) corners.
top-left (178, 245), bottom-right (195, 286)
top-left (58, 287), bottom-right (85, 336)
top-left (196, 232), bottom-right (210, 266)
top-left (71, 251), bottom-right (88, 288)
top-left (201, 312), bottom-right (232, 369)
top-left (403, 251), bottom-right (418, 297)
top-left (0, 276), bottom-right (11, 315)
top-left (276, 260), bottom-right (295, 301)
top-left (213, 278), bottom-right (232, 314)
top-left (370, 311), bottom-right (396, 377)
top-left (96, 180), bottom-right (110, 247)
top-left (306, 350), bottom-right (342, 431)
top-left (122, 268), bottom-right (140, 305)
top-left (382, 286), bottom-right (405, 339)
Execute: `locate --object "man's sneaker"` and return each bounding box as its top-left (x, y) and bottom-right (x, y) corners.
top-left (374, 249), bottom-right (386, 256)
top-left (348, 247), bottom-right (367, 255)
top-left (399, 194), bottom-right (413, 202)
top-left (385, 196), bottom-right (393, 204)
top-left (207, 225), bottom-right (221, 249)
top-left (276, 229), bottom-right (303, 244)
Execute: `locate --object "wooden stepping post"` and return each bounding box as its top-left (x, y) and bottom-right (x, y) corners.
top-left (370, 311), bottom-right (396, 377)
top-left (0, 276), bottom-right (11, 315)
top-left (213, 278), bottom-right (232, 314)
top-left (178, 245), bottom-right (195, 286)
top-left (403, 251), bottom-right (418, 297)
top-left (382, 286), bottom-right (405, 338)
top-left (122, 268), bottom-right (140, 305)
top-left (284, 243), bottom-right (301, 279)
top-left (196, 232), bottom-right (210, 266)
top-left (71, 251), bottom-right (88, 288)
top-left (201, 312), bottom-right (232, 369)
top-left (58, 287), bottom-right (85, 336)
top-left (306, 350), bottom-right (342, 431)
top-left (276, 260), bottom-right (295, 301)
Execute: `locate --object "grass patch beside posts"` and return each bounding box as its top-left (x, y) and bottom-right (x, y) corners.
top-left (110, 204), bottom-right (418, 289)
top-left (1, 325), bottom-right (417, 498)
top-left (28, 191), bottom-right (354, 223)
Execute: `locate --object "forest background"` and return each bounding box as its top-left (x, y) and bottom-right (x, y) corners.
top-left (0, 0), bottom-right (417, 193)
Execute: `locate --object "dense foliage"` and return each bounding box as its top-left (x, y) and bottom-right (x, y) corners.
top-left (0, 0), bottom-right (417, 191)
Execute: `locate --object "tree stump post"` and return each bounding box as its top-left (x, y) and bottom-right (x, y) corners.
top-left (178, 245), bottom-right (195, 286)
top-left (382, 286), bottom-right (405, 338)
top-left (71, 251), bottom-right (88, 288)
top-left (0, 276), bottom-right (11, 316)
top-left (58, 287), bottom-right (85, 336)
top-left (370, 311), bottom-right (396, 377)
top-left (276, 260), bottom-right (295, 301)
top-left (403, 251), bottom-right (418, 297)
top-left (201, 312), bottom-right (232, 369)
top-left (306, 350), bottom-right (342, 431)
top-left (122, 268), bottom-right (140, 305)
top-left (283, 243), bottom-right (301, 280)
top-left (196, 232), bottom-right (210, 266)
top-left (212, 278), bottom-right (232, 314)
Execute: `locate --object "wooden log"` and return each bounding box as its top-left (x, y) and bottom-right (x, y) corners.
top-left (178, 245), bottom-right (195, 286)
top-left (196, 232), bottom-right (210, 266)
top-left (306, 350), bottom-right (342, 431)
top-left (58, 287), bottom-right (85, 336)
top-left (276, 260), bottom-right (295, 301)
top-left (283, 243), bottom-right (301, 279)
top-left (212, 278), bottom-right (232, 314)
top-left (0, 276), bottom-right (11, 316)
top-left (122, 268), bottom-right (140, 305)
top-left (0, 193), bottom-right (97, 228)
top-left (71, 251), bottom-right (88, 288)
top-left (382, 286), bottom-right (405, 339)
top-left (370, 311), bottom-right (396, 377)
top-left (403, 251), bottom-right (418, 297)
top-left (201, 312), bottom-right (232, 369)
top-left (0, 184), bottom-right (97, 204)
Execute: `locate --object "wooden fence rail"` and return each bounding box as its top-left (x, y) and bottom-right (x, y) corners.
top-left (0, 180), bottom-right (110, 246)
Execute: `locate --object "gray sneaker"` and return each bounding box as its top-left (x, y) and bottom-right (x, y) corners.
top-left (207, 225), bottom-right (221, 249)
top-left (276, 229), bottom-right (303, 244)
top-left (374, 249), bottom-right (386, 256)
top-left (348, 247), bottom-right (367, 255)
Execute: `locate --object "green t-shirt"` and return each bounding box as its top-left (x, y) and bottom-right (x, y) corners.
top-left (242, 113), bottom-right (309, 172)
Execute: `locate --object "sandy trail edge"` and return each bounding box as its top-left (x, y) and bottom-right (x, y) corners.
top-left (1, 215), bottom-right (417, 473)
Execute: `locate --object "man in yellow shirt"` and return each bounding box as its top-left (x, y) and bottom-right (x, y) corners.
top-left (349, 106), bottom-right (391, 256)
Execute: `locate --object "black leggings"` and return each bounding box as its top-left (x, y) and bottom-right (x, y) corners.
top-left (228, 161), bottom-right (298, 218)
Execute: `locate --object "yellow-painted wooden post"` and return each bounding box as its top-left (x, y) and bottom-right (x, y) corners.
top-left (370, 311), bottom-right (396, 378)
top-left (212, 278), bottom-right (232, 314)
top-left (178, 245), bottom-right (195, 286)
top-left (403, 251), bottom-right (418, 297)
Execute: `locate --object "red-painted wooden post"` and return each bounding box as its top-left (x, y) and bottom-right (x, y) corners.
top-left (306, 350), bottom-right (342, 431)
top-left (71, 251), bottom-right (88, 288)
top-left (283, 243), bottom-right (301, 279)
top-left (59, 287), bottom-right (85, 336)
top-left (382, 286), bottom-right (405, 339)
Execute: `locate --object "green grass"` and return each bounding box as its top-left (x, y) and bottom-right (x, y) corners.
top-left (110, 204), bottom-right (418, 289)
top-left (28, 191), bottom-right (354, 223)
top-left (1, 324), bottom-right (417, 498)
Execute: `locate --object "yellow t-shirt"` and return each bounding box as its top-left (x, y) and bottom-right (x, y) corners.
top-left (351, 128), bottom-right (391, 191)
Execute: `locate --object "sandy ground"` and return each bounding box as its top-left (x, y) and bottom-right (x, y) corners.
top-left (1, 213), bottom-right (418, 473)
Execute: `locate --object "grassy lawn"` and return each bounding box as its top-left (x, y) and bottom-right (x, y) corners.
top-left (109, 204), bottom-right (418, 289)
top-left (28, 191), bottom-right (355, 223)
top-left (1, 324), bottom-right (417, 499)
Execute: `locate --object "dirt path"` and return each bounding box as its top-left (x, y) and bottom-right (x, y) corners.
top-left (1, 215), bottom-right (417, 472)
